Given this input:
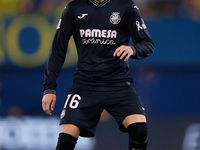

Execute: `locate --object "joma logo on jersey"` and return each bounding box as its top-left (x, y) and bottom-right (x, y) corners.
top-left (80, 29), bottom-right (117, 38)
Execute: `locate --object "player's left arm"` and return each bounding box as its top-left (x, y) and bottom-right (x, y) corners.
top-left (128, 3), bottom-right (155, 60)
top-left (113, 3), bottom-right (154, 61)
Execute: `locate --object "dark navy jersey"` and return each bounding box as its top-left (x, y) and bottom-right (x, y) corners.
top-left (43, 0), bottom-right (154, 92)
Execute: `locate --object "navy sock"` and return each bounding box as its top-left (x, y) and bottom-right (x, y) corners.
top-left (56, 133), bottom-right (77, 150)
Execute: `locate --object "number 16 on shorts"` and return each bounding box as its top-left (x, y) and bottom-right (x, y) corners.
top-left (64, 94), bottom-right (81, 109)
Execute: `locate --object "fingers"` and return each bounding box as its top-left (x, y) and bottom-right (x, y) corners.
top-left (51, 98), bottom-right (56, 111)
top-left (120, 49), bottom-right (129, 60)
top-left (124, 51), bottom-right (133, 62)
top-left (113, 45), bottom-right (133, 61)
top-left (42, 98), bottom-right (52, 116)
top-left (42, 98), bottom-right (47, 113)
top-left (42, 94), bottom-right (56, 116)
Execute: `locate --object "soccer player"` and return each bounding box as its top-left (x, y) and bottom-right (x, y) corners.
top-left (42, 0), bottom-right (155, 149)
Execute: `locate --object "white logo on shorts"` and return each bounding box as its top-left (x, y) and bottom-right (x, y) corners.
top-left (60, 110), bottom-right (66, 119)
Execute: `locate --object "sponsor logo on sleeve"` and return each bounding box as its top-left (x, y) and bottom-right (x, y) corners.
top-left (56, 19), bottom-right (62, 29)
top-left (134, 5), bottom-right (139, 10)
top-left (136, 19), bottom-right (147, 31)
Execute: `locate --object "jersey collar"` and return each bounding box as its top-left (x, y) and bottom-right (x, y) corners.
top-left (89, 0), bottom-right (110, 7)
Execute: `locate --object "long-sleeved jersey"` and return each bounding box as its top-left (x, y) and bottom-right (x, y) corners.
top-left (43, 0), bottom-right (154, 93)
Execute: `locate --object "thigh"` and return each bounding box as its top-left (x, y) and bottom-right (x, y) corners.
top-left (122, 114), bottom-right (146, 128)
top-left (60, 88), bottom-right (104, 137)
top-left (105, 86), bottom-right (146, 132)
top-left (60, 124), bottom-right (80, 138)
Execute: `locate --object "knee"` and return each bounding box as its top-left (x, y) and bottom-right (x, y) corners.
top-left (127, 122), bottom-right (148, 149)
top-left (56, 133), bottom-right (77, 150)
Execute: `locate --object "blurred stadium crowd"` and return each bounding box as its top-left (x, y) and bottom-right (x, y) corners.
top-left (0, 0), bottom-right (200, 21)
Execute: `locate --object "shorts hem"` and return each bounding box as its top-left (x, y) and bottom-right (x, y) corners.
top-left (59, 122), bottom-right (95, 137)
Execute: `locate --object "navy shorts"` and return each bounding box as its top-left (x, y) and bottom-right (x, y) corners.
top-left (59, 84), bottom-right (145, 137)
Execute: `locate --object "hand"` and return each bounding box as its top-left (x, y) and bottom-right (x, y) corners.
top-left (42, 94), bottom-right (56, 116)
top-left (113, 45), bottom-right (134, 61)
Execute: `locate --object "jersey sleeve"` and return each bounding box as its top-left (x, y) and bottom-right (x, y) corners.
top-left (43, 5), bottom-right (73, 94)
top-left (128, 3), bottom-right (155, 60)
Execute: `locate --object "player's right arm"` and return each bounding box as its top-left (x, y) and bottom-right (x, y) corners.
top-left (42, 5), bottom-right (73, 115)
top-left (42, 94), bottom-right (56, 116)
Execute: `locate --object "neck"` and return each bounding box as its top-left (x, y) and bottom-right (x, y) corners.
top-left (94, 0), bottom-right (104, 3)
